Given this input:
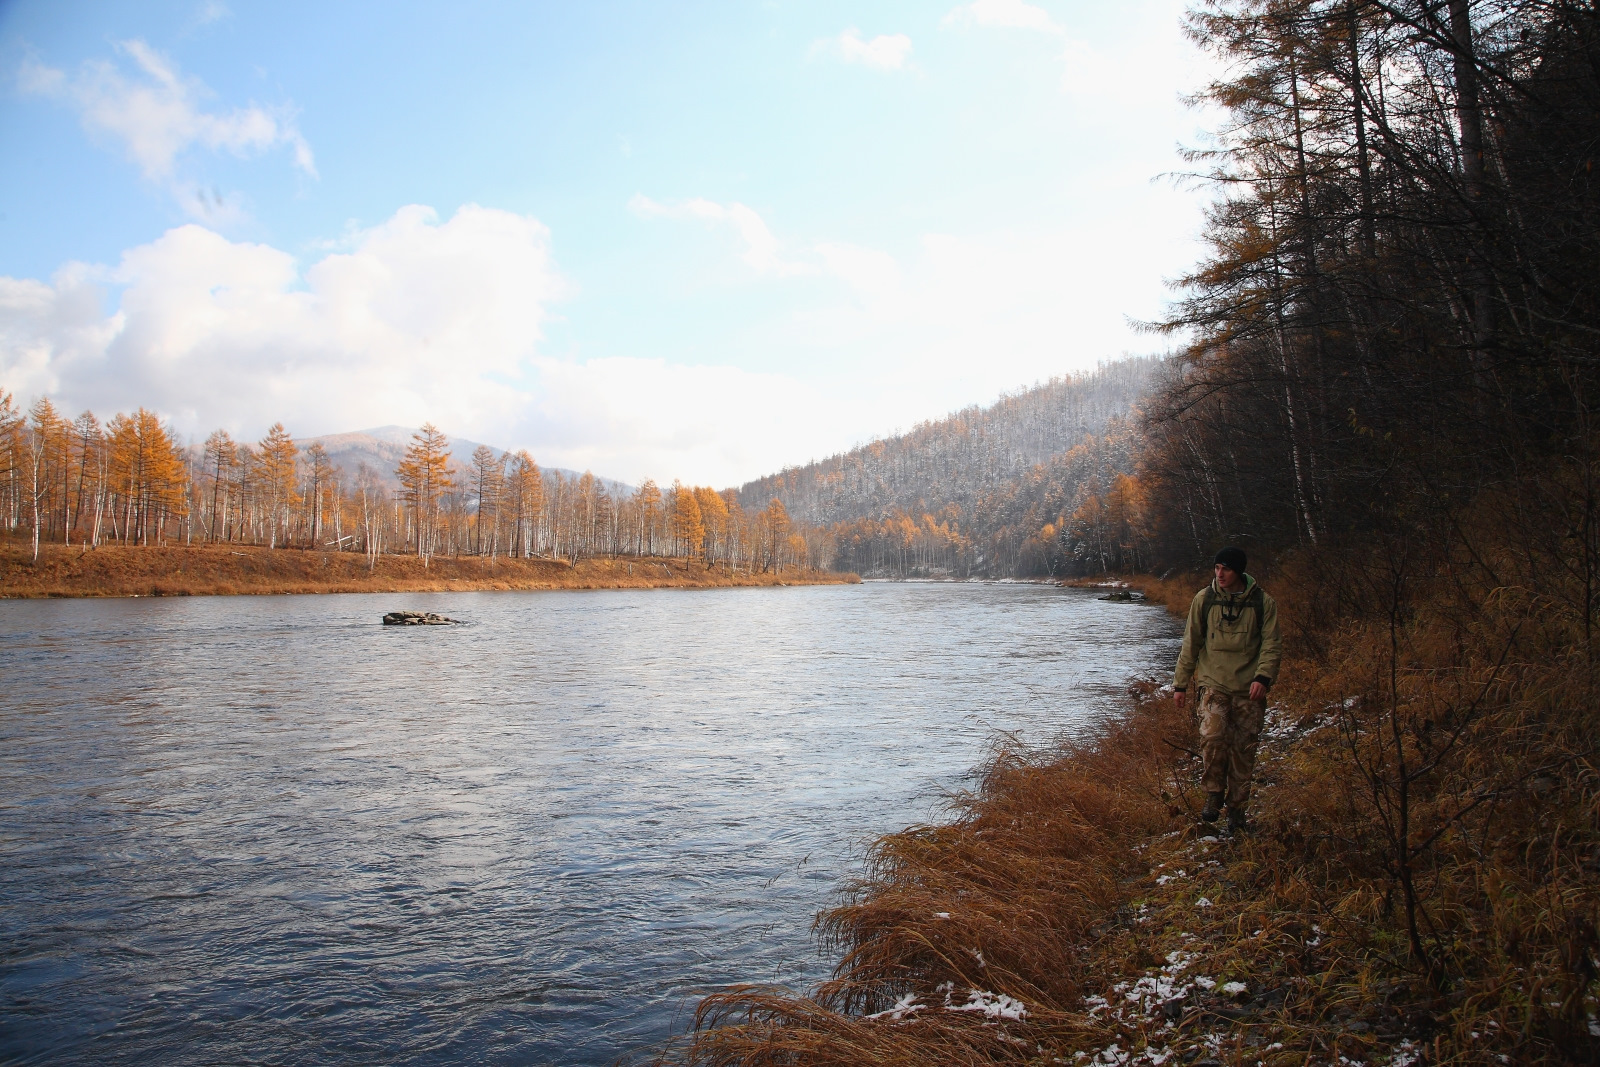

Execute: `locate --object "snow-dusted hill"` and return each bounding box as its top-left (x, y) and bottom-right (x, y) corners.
top-left (308, 425), bottom-right (633, 496)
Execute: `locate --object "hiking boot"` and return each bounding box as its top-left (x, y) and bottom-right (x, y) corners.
top-left (1201, 792), bottom-right (1223, 823)
top-left (1227, 807), bottom-right (1248, 834)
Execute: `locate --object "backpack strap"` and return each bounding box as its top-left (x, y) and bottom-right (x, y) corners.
top-left (1200, 583), bottom-right (1264, 645)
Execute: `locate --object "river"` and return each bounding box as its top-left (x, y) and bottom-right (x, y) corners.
top-left (0, 581), bottom-right (1180, 1065)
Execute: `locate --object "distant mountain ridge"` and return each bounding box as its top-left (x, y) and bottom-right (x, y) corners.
top-left (734, 357), bottom-right (1157, 577)
top-left (737, 358), bottom-right (1155, 524)
top-left (309, 426), bottom-right (633, 497)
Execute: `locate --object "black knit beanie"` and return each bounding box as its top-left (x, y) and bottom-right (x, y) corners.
top-left (1214, 546), bottom-right (1247, 573)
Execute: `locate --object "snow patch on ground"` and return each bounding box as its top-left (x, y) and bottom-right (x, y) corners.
top-left (865, 992), bottom-right (923, 1021)
top-left (1076, 1041), bottom-right (1178, 1065)
top-left (1390, 1040), bottom-right (1423, 1066)
top-left (866, 984), bottom-right (1029, 1022)
top-left (940, 983), bottom-right (1028, 1020)
top-left (1088, 948), bottom-right (1215, 1026)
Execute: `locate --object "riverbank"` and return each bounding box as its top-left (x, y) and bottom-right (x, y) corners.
top-left (0, 542), bottom-right (857, 598)
top-left (664, 565), bottom-right (1597, 1065)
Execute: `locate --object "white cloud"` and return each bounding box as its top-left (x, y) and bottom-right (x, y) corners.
top-left (943, 0), bottom-right (1063, 33)
top-left (0, 204), bottom-right (851, 487)
top-left (1, 204), bottom-right (556, 447)
top-left (18, 38), bottom-right (315, 217)
top-left (811, 29), bottom-right (913, 70)
top-left (0, 266), bottom-right (126, 405)
top-left (629, 194), bottom-right (803, 276)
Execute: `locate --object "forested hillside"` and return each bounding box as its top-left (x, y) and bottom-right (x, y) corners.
top-left (737, 358), bottom-right (1157, 577)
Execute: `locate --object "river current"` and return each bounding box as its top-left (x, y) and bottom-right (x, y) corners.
top-left (0, 581), bottom-right (1180, 1065)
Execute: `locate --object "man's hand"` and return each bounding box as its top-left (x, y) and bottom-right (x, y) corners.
top-left (1174, 688), bottom-right (1186, 709)
top-left (1249, 680), bottom-right (1268, 701)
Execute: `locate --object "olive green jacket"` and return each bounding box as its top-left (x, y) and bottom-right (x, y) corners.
top-left (1173, 575), bottom-right (1282, 697)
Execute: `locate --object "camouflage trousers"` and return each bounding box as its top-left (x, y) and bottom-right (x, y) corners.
top-left (1198, 688), bottom-right (1266, 809)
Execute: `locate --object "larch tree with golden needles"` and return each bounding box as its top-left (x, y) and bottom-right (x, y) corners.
top-left (397, 423), bottom-right (452, 566)
top-left (669, 480), bottom-right (704, 560)
top-left (759, 497), bottom-right (790, 573)
top-left (694, 486), bottom-right (728, 566)
top-left (504, 450), bottom-right (542, 558)
top-left (24, 398), bottom-right (69, 560)
top-left (719, 489), bottom-right (745, 570)
top-left (634, 479), bottom-right (662, 556)
top-left (105, 409), bottom-right (186, 546)
top-left (103, 413), bottom-right (135, 543)
top-left (202, 429), bottom-right (238, 542)
top-left (256, 423), bottom-right (298, 549)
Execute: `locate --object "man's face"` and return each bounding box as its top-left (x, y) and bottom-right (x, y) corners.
top-left (1214, 563), bottom-right (1243, 590)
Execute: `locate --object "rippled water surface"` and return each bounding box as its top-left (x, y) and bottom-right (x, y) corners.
top-left (1, 582), bottom-right (1179, 1065)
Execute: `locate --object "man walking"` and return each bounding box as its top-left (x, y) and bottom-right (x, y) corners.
top-left (1174, 547), bottom-right (1282, 834)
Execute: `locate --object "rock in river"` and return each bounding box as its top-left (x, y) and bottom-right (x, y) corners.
top-left (382, 611), bottom-right (458, 625)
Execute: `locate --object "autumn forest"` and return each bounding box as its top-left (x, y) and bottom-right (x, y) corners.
top-left (0, 396), bottom-right (816, 576)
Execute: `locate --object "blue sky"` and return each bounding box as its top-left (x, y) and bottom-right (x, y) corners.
top-left (0, 0), bottom-right (1212, 487)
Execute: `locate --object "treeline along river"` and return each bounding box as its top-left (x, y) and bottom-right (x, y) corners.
top-left (0, 583), bottom-right (1180, 1065)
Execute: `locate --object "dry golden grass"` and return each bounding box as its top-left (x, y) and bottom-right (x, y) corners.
top-left (0, 540), bottom-right (857, 598)
top-left (658, 561), bottom-right (1600, 1065)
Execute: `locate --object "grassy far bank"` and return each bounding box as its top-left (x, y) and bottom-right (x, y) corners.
top-left (659, 563), bottom-right (1599, 1066)
top-left (0, 541), bottom-right (858, 598)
